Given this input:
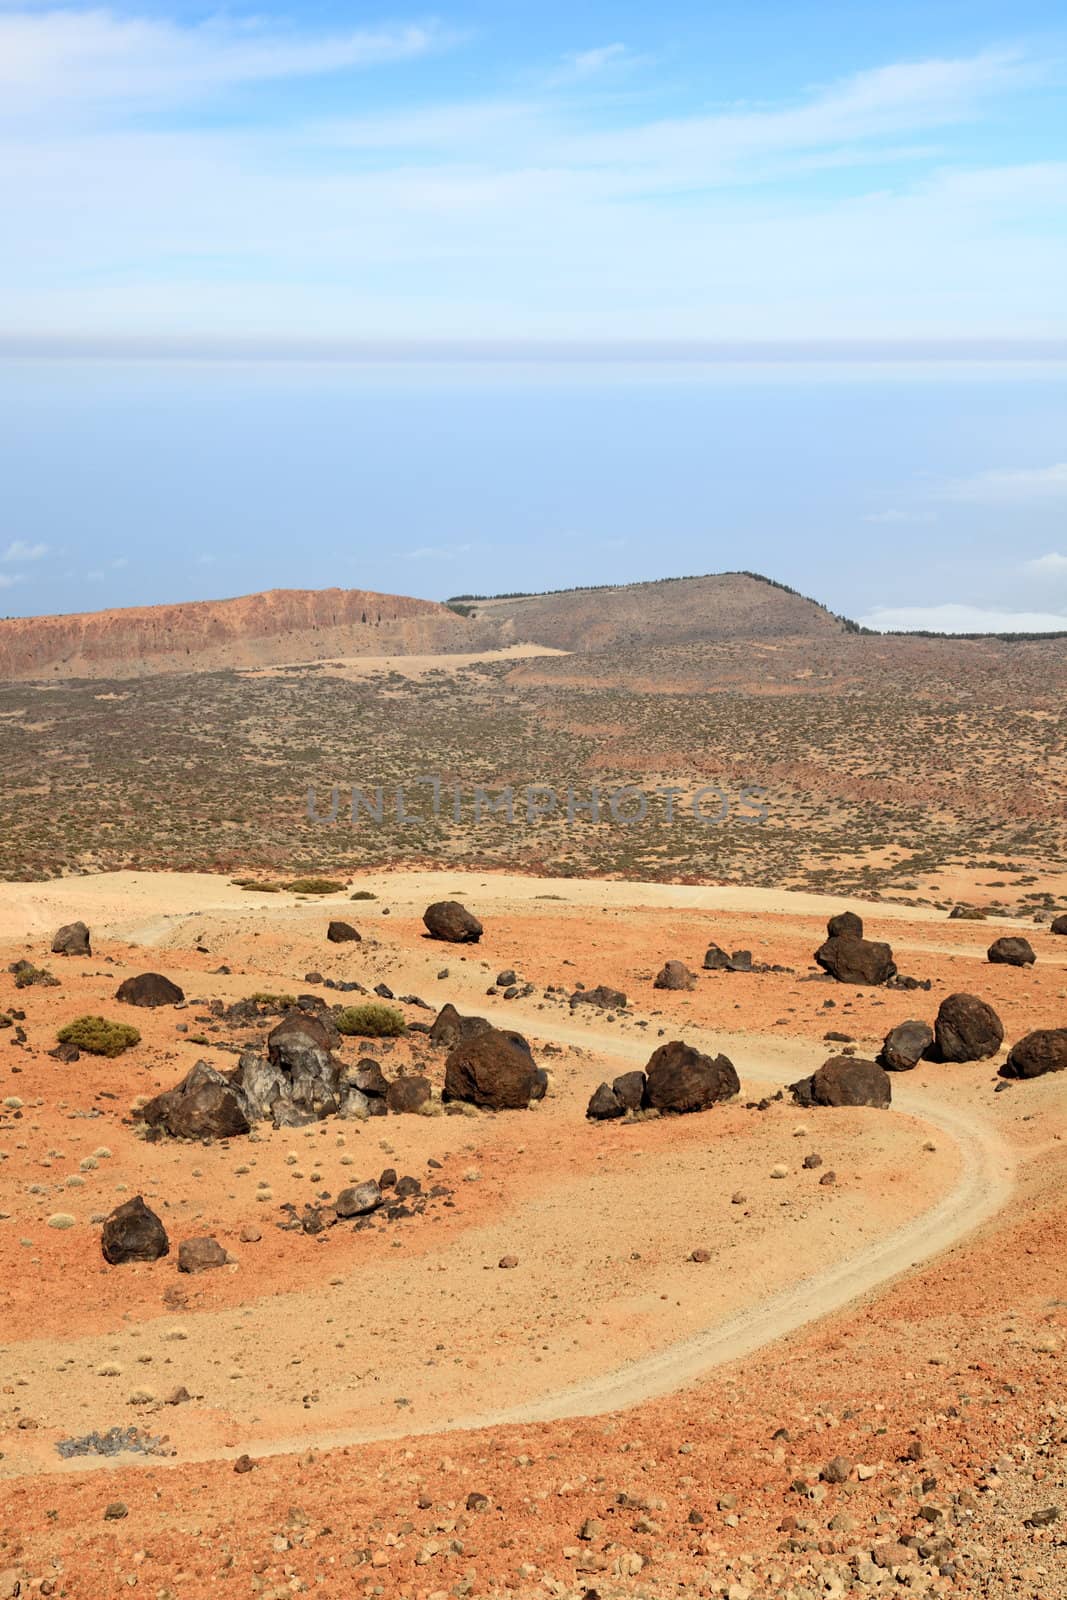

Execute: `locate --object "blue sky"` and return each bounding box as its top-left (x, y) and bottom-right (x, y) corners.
top-left (0, 3), bottom-right (1065, 627)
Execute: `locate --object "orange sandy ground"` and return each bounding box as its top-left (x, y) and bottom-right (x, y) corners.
top-left (0, 875), bottom-right (1063, 1598)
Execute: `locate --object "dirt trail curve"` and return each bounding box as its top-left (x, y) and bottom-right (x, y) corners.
top-left (185, 1011), bottom-right (1016, 1468)
top-left (0, 872), bottom-right (1020, 1471)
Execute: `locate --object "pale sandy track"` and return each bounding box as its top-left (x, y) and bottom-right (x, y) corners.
top-left (0, 868), bottom-right (1041, 945)
top-left (163, 1011), bottom-right (1015, 1468)
top-left (0, 874), bottom-right (1022, 1476)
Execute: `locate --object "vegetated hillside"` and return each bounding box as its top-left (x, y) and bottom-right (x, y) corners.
top-left (456, 572), bottom-right (848, 651)
top-left (506, 629), bottom-right (1067, 704)
top-left (0, 587), bottom-right (500, 681)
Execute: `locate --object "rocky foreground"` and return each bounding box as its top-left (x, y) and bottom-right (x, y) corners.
top-left (0, 871), bottom-right (1062, 1598)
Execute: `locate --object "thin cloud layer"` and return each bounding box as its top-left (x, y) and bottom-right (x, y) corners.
top-left (861, 602), bottom-right (1067, 633)
top-left (940, 463), bottom-right (1067, 503)
top-left (0, 13), bottom-right (1064, 343)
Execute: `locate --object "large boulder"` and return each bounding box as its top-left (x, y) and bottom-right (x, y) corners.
top-left (934, 993), bottom-right (1004, 1062)
top-left (613, 1070), bottom-right (646, 1111)
top-left (178, 1237), bottom-right (228, 1274)
top-left (269, 1009), bottom-right (340, 1055)
top-left (703, 944), bottom-right (733, 971)
top-left (140, 1060), bottom-right (251, 1140)
top-left (443, 1026), bottom-right (539, 1109)
top-left (987, 936), bottom-right (1036, 967)
top-left (570, 984), bottom-right (627, 1011)
top-left (586, 1069), bottom-right (647, 1121)
top-left (1051, 914), bottom-right (1067, 936)
top-left (586, 1082), bottom-right (625, 1121)
top-left (335, 1180), bottom-right (383, 1218)
top-left (814, 936), bottom-right (896, 986)
top-left (423, 901), bottom-right (483, 943)
top-left (116, 971), bottom-right (185, 1007)
top-left (101, 1196), bottom-right (169, 1264)
top-left (880, 1019), bottom-right (933, 1072)
top-left (385, 1074), bottom-right (433, 1114)
top-left (642, 1041), bottom-right (739, 1114)
top-left (653, 960), bottom-right (697, 991)
top-left (827, 910), bottom-right (864, 940)
top-left (793, 1055), bottom-right (891, 1109)
top-left (236, 1014), bottom-right (342, 1125)
top-left (327, 920), bottom-right (361, 944)
top-left (1000, 1028), bottom-right (1067, 1080)
top-left (52, 921), bottom-right (90, 956)
top-left (429, 1002), bottom-right (492, 1049)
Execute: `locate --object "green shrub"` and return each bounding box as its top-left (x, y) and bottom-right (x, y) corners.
top-left (284, 877), bottom-right (346, 895)
top-left (349, 889), bottom-right (378, 901)
top-left (248, 991), bottom-right (297, 1009)
top-left (57, 1015), bottom-right (141, 1057)
top-left (14, 963), bottom-right (59, 989)
top-left (335, 1003), bottom-right (407, 1038)
top-left (233, 878), bottom-right (282, 893)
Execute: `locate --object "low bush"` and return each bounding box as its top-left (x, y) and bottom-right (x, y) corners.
top-left (335, 1003), bottom-right (407, 1038)
top-left (284, 877), bottom-right (346, 895)
top-left (57, 1015), bottom-right (141, 1057)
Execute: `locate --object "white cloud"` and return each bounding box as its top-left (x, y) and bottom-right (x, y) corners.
top-left (554, 43), bottom-right (630, 83)
top-left (110, 555), bottom-right (128, 568)
top-left (1025, 551), bottom-right (1067, 575)
top-left (864, 509), bottom-right (936, 524)
top-left (861, 602), bottom-right (1067, 633)
top-left (0, 39), bottom-right (1063, 342)
top-left (0, 10), bottom-right (445, 117)
top-left (940, 462), bottom-right (1067, 503)
top-left (0, 572), bottom-right (22, 590)
top-left (2, 539), bottom-right (48, 560)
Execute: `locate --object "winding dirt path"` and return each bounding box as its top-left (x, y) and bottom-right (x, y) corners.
top-left (178, 1010), bottom-right (1015, 1466)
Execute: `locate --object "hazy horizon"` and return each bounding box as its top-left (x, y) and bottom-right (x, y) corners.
top-left (2, 2), bottom-right (1065, 632)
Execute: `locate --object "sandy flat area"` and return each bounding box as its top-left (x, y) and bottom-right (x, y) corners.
top-left (0, 868), bottom-right (1063, 1597)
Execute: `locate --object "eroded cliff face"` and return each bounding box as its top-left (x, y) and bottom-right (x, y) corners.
top-left (0, 587), bottom-right (500, 680)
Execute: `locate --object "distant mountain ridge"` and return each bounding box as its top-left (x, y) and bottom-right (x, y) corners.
top-left (0, 571), bottom-right (850, 681)
top-left (455, 571), bottom-right (848, 652)
top-left (0, 586), bottom-right (496, 681)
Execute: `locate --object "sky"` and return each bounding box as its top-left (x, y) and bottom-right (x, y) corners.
top-left (1, 2), bottom-right (1066, 629)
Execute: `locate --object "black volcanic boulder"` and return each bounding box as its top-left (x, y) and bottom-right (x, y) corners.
top-left (642, 1040), bottom-right (739, 1114)
top-left (703, 944), bottom-right (732, 971)
top-left (827, 910), bottom-right (864, 940)
top-left (570, 985), bottom-right (627, 1011)
top-left (336, 1179), bottom-right (383, 1217)
top-left (178, 1237), bottom-right (228, 1274)
top-left (102, 1196), bottom-right (169, 1264)
top-left (987, 936), bottom-right (1036, 967)
top-left (934, 992), bottom-right (1004, 1062)
top-left (793, 1055), bottom-right (891, 1109)
top-left (116, 972), bottom-right (184, 1007)
top-left (234, 1013), bottom-right (341, 1125)
top-left (653, 960), bottom-right (697, 991)
top-left (613, 1070), bottom-right (646, 1111)
top-left (880, 1019), bottom-right (933, 1072)
top-left (385, 1074), bottom-right (433, 1114)
top-left (814, 936), bottom-right (896, 986)
top-left (429, 1002), bottom-right (492, 1049)
top-left (140, 1060), bottom-right (251, 1140)
top-left (1051, 914), bottom-right (1067, 936)
top-left (587, 1082), bottom-right (625, 1121)
top-left (327, 920), bottom-right (361, 944)
top-left (52, 921), bottom-right (91, 956)
top-left (269, 1009), bottom-right (340, 1055)
top-left (423, 901), bottom-right (483, 943)
top-left (1000, 1028), bottom-right (1067, 1080)
top-left (586, 1069), bottom-right (647, 1121)
top-left (443, 1026), bottom-right (539, 1109)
